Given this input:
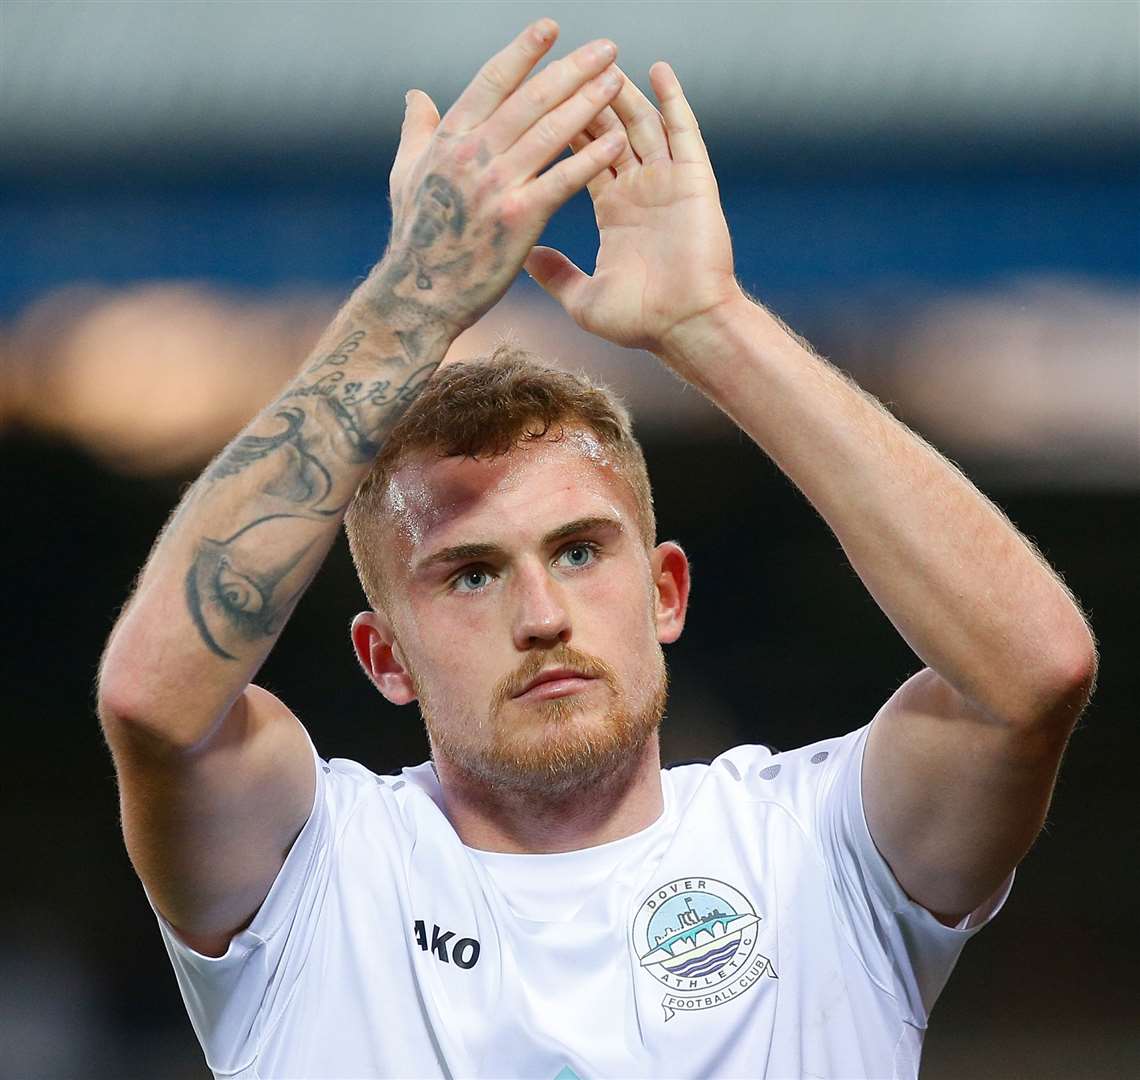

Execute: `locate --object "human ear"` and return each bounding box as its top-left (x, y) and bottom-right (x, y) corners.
top-left (651, 541), bottom-right (690, 644)
top-left (350, 611), bottom-right (417, 705)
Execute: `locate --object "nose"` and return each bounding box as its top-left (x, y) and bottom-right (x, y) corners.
top-left (511, 560), bottom-right (571, 649)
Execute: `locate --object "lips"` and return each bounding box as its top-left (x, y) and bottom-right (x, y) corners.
top-left (513, 668), bottom-right (596, 700)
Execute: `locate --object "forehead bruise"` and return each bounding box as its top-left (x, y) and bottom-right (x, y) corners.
top-left (381, 460), bottom-right (438, 549)
top-left (382, 434), bottom-right (634, 554)
top-left (383, 452), bottom-right (516, 548)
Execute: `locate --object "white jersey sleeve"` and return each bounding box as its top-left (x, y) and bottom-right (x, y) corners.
top-left (720, 716), bottom-right (1016, 1030)
top-left (142, 734), bottom-right (367, 1077)
top-left (811, 720), bottom-right (1016, 1026)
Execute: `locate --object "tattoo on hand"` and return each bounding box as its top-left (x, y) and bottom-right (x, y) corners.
top-left (369, 171), bottom-right (492, 347)
top-left (410, 174), bottom-right (466, 249)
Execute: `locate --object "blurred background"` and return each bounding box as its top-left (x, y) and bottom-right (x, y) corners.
top-left (1, 1), bottom-right (1137, 1076)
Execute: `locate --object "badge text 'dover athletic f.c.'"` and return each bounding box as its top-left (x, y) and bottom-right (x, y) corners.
top-left (632, 876), bottom-right (777, 1021)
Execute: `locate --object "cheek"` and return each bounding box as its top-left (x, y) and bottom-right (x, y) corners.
top-left (425, 601), bottom-right (502, 666)
top-left (582, 567), bottom-right (657, 645)
top-left (407, 604), bottom-right (500, 691)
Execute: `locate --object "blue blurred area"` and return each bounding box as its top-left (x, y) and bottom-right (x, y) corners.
top-left (3, 151), bottom-right (1137, 320)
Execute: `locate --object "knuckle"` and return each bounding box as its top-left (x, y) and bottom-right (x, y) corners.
top-left (532, 117), bottom-right (560, 149)
top-left (591, 113), bottom-right (619, 138)
top-left (477, 62), bottom-right (506, 93)
top-left (452, 135), bottom-right (480, 166)
top-left (522, 82), bottom-right (551, 114)
top-left (546, 180), bottom-right (569, 208)
top-left (542, 168), bottom-right (571, 203)
top-left (497, 191), bottom-right (527, 225)
top-left (587, 76), bottom-right (616, 104)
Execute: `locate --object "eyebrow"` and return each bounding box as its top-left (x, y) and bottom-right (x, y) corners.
top-left (414, 515), bottom-right (624, 576)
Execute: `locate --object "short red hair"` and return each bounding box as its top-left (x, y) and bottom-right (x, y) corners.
top-left (344, 345), bottom-right (656, 611)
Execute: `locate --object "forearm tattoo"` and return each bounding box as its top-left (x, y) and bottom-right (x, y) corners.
top-left (182, 170), bottom-right (485, 659)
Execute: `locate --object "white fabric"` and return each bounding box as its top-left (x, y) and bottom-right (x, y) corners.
top-left (148, 719), bottom-right (1014, 1079)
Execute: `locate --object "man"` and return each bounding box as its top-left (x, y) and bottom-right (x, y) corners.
top-left (98, 19), bottom-right (1097, 1079)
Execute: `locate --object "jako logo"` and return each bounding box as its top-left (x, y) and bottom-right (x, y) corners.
top-left (413, 919), bottom-right (481, 969)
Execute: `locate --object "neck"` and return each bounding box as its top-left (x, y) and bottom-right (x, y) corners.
top-left (433, 735), bottom-right (664, 854)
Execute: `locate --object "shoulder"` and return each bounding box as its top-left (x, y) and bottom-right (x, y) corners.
top-left (320, 755), bottom-right (434, 791)
top-left (316, 754), bottom-right (445, 832)
top-left (666, 726), bottom-right (871, 825)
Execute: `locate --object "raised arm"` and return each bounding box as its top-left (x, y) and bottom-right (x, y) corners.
top-left (96, 20), bottom-right (628, 956)
top-left (526, 62), bottom-right (1097, 925)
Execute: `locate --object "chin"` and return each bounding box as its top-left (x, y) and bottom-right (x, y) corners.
top-left (511, 687), bottom-right (604, 725)
top-left (427, 662), bottom-right (669, 800)
top-left (486, 689), bottom-right (665, 799)
top-left (485, 730), bottom-right (653, 799)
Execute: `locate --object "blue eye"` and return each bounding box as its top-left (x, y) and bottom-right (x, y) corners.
top-left (559, 542), bottom-right (597, 568)
top-left (453, 568), bottom-right (492, 593)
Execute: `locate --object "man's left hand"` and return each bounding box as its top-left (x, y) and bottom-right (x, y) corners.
top-left (524, 62), bottom-right (743, 356)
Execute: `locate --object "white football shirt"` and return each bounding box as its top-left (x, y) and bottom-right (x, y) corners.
top-left (148, 718), bottom-right (1013, 1078)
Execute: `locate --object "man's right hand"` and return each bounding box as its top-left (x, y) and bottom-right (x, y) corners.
top-left (368, 20), bottom-right (628, 344)
top-left (96, 20), bottom-right (626, 961)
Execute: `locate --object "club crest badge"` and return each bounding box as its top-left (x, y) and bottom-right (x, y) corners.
top-left (632, 876), bottom-right (777, 1021)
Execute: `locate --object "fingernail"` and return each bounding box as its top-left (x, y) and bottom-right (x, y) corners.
top-left (599, 69), bottom-right (621, 92)
top-left (532, 19), bottom-right (556, 43)
top-left (594, 40), bottom-right (617, 61)
top-left (404, 91), bottom-right (412, 108)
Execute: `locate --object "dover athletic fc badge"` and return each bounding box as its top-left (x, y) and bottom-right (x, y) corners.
top-left (632, 877), bottom-right (777, 1021)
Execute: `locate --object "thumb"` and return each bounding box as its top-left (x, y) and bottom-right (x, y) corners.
top-left (524, 246), bottom-right (590, 316)
top-left (391, 89), bottom-right (440, 182)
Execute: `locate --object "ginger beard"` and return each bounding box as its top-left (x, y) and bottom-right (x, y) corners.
top-left (410, 640), bottom-right (669, 799)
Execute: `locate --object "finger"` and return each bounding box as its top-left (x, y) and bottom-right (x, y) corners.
top-left (390, 89), bottom-right (441, 191)
top-left (524, 246), bottom-right (590, 316)
top-left (581, 105), bottom-right (639, 173)
top-left (609, 67), bottom-right (670, 164)
top-left (485, 38), bottom-right (618, 153)
top-left (526, 128), bottom-right (627, 218)
top-left (503, 66), bottom-right (622, 179)
top-left (649, 61), bottom-right (711, 166)
top-left (566, 103), bottom-right (638, 194)
top-left (445, 19), bottom-right (559, 130)
top-left (569, 133), bottom-right (615, 195)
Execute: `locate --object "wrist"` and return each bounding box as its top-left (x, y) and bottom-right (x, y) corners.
top-left (355, 253), bottom-right (467, 351)
top-left (655, 286), bottom-right (761, 376)
top-left (654, 288), bottom-right (817, 406)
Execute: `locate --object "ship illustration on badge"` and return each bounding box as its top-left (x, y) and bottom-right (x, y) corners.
top-left (631, 876), bottom-right (777, 1021)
